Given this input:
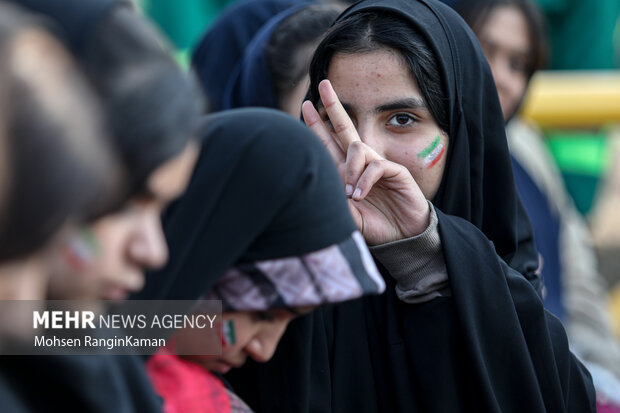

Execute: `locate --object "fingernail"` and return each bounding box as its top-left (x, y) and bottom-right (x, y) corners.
top-left (345, 184), bottom-right (353, 196)
top-left (353, 188), bottom-right (362, 199)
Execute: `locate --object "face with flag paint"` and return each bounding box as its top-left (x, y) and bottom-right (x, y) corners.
top-left (322, 49), bottom-right (448, 200)
top-left (183, 308), bottom-right (312, 374)
top-left (46, 142), bottom-right (200, 301)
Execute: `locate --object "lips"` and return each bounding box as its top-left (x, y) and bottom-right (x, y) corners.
top-left (211, 360), bottom-right (238, 374)
top-left (215, 358), bottom-right (247, 374)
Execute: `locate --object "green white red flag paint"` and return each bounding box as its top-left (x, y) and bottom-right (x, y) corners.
top-left (417, 135), bottom-right (445, 169)
top-left (222, 319), bottom-right (236, 347)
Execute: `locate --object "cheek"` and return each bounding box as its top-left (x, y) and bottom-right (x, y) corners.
top-left (382, 141), bottom-right (422, 174)
top-left (499, 76), bottom-right (527, 120)
top-left (387, 138), bottom-right (447, 199)
top-left (393, 138), bottom-right (446, 174)
top-left (220, 317), bottom-right (255, 356)
top-left (508, 75), bottom-right (527, 104)
top-left (90, 218), bottom-right (134, 268)
top-left (52, 230), bottom-right (103, 284)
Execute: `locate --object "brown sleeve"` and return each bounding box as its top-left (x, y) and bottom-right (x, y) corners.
top-left (369, 202), bottom-right (450, 304)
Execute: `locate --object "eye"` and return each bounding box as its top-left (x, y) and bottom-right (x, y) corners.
top-left (387, 113), bottom-right (416, 127)
top-left (509, 57), bottom-right (529, 76)
top-left (253, 311), bottom-right (276, 322)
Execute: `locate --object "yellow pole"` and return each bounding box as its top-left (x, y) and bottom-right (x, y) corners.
top-left (520, 71), bottom-right (620, 128)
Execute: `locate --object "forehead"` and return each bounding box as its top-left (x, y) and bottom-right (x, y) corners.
top-left (326, 50), bottom-right (422, 107)
top-left (145, 141), bottom-right (199, 202)
top-left (479, 5), bottom-right (530, 53)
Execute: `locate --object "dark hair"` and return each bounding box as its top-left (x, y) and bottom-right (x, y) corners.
top-left (267, 4), bottom-right (342, 108)
top-left (309, 11), bottom-right (449, 133)
top-left (80, 6), bottom-right (204, 197)
top-left (0, 3), bottom-right (116, 260)
top-left (454, 0), bottom-right (547, 77)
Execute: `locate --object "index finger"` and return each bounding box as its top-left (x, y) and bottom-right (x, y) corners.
top-left (318, 79), bottom-right (361, 151)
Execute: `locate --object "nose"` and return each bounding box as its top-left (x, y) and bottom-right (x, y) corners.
top-left (128, 211), bottom-right (169, 270)
top-left (486, 56), bottom-right (513, 119)
top-left (357, 125), bottom-right (385, 157)
top-left (488, 55), bottom-right (513, 94)
top-left (244, 320), bottom-right (289, 363)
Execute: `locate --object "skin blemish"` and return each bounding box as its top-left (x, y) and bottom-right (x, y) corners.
top-left (417, 135), bottom-right (445, 169)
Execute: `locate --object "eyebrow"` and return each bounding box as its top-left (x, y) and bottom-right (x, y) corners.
top-left (317, 98), bottom-right (427, 114)
top-left (136, 186), bottom-right (157, 201)
top-left (375, 98), bottom-right (427, 113)
top-left (479, 37), bottom-right (530, 58)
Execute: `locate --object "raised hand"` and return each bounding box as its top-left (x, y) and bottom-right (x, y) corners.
top-left (302, 80), bottom-right (430, 245)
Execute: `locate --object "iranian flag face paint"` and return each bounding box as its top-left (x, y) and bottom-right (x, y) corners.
top-left (62, 227), bottom-right (100, 271)
top-left (417, 135), bottom-right (445, 169)
top-left (222, 319), bottom-right (237, 347)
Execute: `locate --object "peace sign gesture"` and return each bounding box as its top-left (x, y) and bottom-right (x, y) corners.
top-left (302, 80), bottom-right (430, 245)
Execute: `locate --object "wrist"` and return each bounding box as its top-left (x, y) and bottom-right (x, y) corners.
top-left (401, 199), bottom-right (431, 239)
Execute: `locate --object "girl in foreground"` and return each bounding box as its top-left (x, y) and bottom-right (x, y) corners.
top-left (226, 0), bottom-right (596, 411)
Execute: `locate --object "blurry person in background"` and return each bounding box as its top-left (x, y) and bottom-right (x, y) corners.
top-left (265, 3), bottom-right (342, 116)
top-left (191, 0), bottom-right (303, 113)
top-left (0, 3), bottom-right (119, 411)
top-left (0, 1), bottom-right (117, 302)
top-left (454, 0), bottom-right (620, 408)
top-left (10, 0), bottom-right (203, 301)
top-left (202, 2), bottom-right (342, 115)
top-left (1, 1), bottom-right (202, 412)
top-left (453, 0), bottom-right (545, 120)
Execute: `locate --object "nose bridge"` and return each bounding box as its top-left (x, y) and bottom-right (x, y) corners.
top-left (489, 52), bottom-right (511, 86)
top-left (356, 118), bottom-right (383, 154)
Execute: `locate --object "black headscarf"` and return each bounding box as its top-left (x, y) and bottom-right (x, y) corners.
top-left (191, 0), bottom-right (304, 113)
top-left (226, 1), bottom-right (595, 411)
top-left (135, 107), bottom-right (384, 304)
top-left (220, 2), bottom-right (312, 110)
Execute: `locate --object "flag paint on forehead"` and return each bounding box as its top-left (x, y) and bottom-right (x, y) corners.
top-left (418, 135), bottom-right (445, 169)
